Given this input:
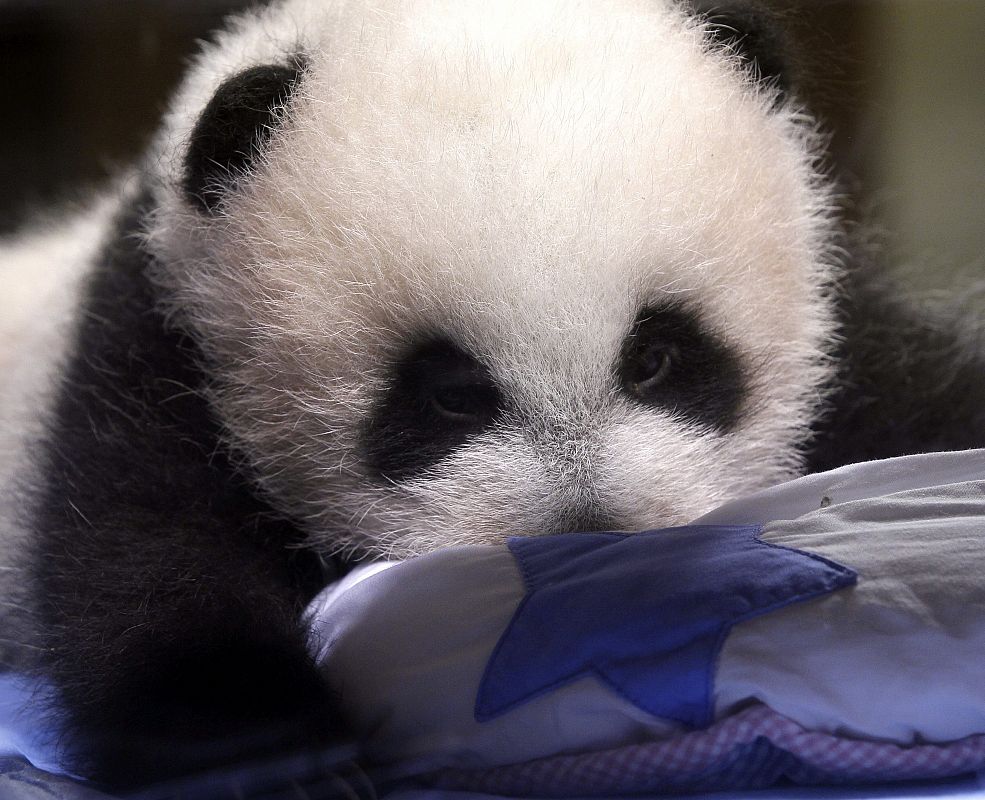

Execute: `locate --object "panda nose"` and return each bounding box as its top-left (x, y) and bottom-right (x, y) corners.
top-left (553, 510), bottom-right (625, 535)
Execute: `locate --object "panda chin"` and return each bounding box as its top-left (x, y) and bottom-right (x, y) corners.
top-left (0, 0), bottom-right (982, 788)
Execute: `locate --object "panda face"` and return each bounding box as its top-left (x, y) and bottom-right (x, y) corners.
top-left (147, 0), bottom-right (836, 558)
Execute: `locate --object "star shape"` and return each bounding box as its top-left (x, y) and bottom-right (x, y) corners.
top-left (475, 525), bottom-right (856, 727)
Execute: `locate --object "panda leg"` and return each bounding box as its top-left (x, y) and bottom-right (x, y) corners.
top-left (29, 194), bottom-right (341, 788)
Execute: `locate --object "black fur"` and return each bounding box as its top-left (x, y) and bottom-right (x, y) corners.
top-left (184, 59), bottom-right (307, 214)
top-left (618, 305), bottom-right (746, 433)
top-left (808, 273), bottom-right (985, 471)
top-left (688, 1), bottom-right (791, 97)
top-left (364, 339), bottom-right (503, 482)
top-left (29, 192), bottom-right (341, 789)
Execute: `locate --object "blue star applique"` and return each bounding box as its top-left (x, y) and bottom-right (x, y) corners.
top-left (474, 526), bottom-right (856, 727)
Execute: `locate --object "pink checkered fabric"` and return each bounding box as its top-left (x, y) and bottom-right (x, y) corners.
top-left (434, 705), bottom-right (985, 796)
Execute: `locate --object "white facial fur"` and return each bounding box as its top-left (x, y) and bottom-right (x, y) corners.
top-left (146, 0), bottom-right (838, 558)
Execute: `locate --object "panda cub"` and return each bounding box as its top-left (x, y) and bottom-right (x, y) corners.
top-left (2, 0), bottom-right (984, 789)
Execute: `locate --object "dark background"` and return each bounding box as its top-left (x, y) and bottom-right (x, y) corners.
top-left (1, 0), bottom-right (983, 285)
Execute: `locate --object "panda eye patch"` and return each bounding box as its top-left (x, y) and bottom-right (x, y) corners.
top-left (363, 339), bottom-right (502, 481)
top-left (618, 306), bottom-right (746, 432)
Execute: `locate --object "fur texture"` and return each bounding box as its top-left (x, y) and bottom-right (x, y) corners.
top-left (0, 198), bottom-right (117, 669)
top-left (147, 0), bottom-right (837, 558)
top-left (1, 0), bottom-right (982, 789)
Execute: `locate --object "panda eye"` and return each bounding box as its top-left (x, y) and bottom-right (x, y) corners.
top-left (431, 381), bottom-right (500, 421)
top-left (363, 338), bottom-right (503, 482)
top-left (617, 305), bottom-right (746, 433)
top-left (625, 342), bottom-right (677, 397)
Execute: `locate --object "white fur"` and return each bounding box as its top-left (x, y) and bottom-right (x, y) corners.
top-left (7, 0), bottom-right (840, 561)
top-left (143, 0), bottom-right (839, 557)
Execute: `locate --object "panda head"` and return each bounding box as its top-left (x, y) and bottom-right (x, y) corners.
top-left (145, 0), bottom-right (836, 558)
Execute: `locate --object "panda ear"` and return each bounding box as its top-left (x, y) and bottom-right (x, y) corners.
top-left (688, 2), bottom-right (791, 99)
top-left (184, 57), bottom-right (307, 214)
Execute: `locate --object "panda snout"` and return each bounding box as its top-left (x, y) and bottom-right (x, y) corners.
top-left (551, 509), bottom-right (626, 535)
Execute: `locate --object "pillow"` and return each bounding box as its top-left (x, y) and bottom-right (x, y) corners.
top-left (307, 449), bottom-right (985, 793)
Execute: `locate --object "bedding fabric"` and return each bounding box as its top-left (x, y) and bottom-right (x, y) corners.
top-left (308, 449), bottom-right (985, 794)
top-left (3, 449), bottom-right (985, 798)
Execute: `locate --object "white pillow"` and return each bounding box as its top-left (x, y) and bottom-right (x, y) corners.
top-left (307, 450), bottom-right (985, 772)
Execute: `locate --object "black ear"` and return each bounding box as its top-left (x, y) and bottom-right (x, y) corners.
top-left (688, 2), bottom-right (791, 99)
top-left (184, 57), bottom-right (307, 214)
